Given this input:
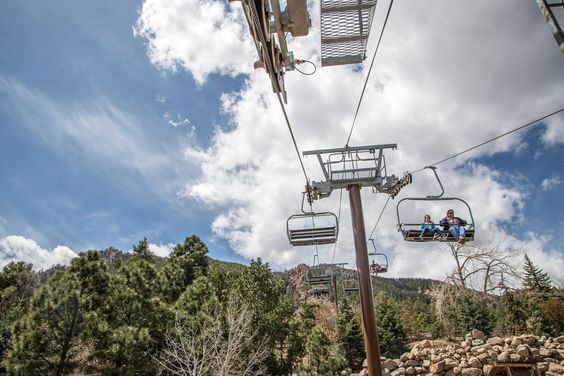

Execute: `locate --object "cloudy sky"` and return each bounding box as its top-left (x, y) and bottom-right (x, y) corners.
top-left (1, 0), bottom-right (563, 285)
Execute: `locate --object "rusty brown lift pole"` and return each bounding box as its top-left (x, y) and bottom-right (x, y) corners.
top-left (349, 184), bottom-right (382, 376)
top-left (303, 144), bottom-right (403, 376)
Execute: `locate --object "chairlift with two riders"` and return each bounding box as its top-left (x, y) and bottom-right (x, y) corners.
top-left (396, 167), bottom-right (475, 242)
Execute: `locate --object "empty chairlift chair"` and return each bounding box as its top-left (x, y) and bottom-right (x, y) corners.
top-left (287, 193), bottom-right (339, 246)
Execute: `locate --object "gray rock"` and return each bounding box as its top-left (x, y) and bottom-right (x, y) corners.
top-left (509, 353), bottom-right (524, 362)
top-left (461, 368), bottom-right (483, 376)
top-left (555, 336), bottom-right (564, 343)
top-left (405, 360), bottom-right (419, 367)
top-left (472, 339), bottom-right (485, 347)
top-left (415, 367), bottom-right (424, 374)
top-left (422, 360), bottom-right (431, 368)
top-left (406, 366), bottom-right (417, 375)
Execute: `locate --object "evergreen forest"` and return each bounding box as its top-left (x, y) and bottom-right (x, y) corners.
top-left (0, 236), bottom-right (562, 375)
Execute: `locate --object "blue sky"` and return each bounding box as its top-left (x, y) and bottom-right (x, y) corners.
top-left (1, 0), bottom-right (563, 285)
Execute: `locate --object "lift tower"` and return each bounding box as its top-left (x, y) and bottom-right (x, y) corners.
top-left (303, 144), bottom-right (410, 376)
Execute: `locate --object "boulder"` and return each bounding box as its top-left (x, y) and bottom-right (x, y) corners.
top-left (497, 352), bottom-right (510, 363)
top-left (444, 358), bottom-right (458, 371)
top-left (420, 340), bottom-right (433, 348)
top-left (516, 346), bottom-right (530, 357)
top-left (509, 353), bottom-right (524, 362)
top-left (548, 362), bottom-right (564, 374)
top-left (405, 360), bottom-right (419, 367)
top-left (486, 337), bottom-right (504, 346)
top-left (472, 329), bottom-right (486, 341)
top-left (406, 366), bottom-right (417, 375)
top-left (453, 367), bottom-right (462, 375)
top-left (429, 360), bottom-right (445, 374)
top-left (382, 359), bottom-right (399, 370)
top-left (472, 340), bottom-right (485, 347)
top-left (392, 367), bottom-right (406, 376)
top-left (540, 348), bottom-right (555, 357)
top-left (461, 368), bottom-right (483, 376)
top-left (467, 357), bottom-right (482, 369)
top-left (555, 335), bottom-right (564, 343)
top-left (483, 365), bottom-right (493, 376)
top-left (537, 362), bottom-right (549, 374)
top-left (476, 353), bottom-right (489, 364)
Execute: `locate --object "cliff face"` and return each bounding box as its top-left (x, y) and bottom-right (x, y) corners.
top-left (357, 331), bottom-right (564, 376)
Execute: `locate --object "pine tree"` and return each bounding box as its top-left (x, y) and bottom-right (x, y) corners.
top-left (337, 299), bottom-right (365, 371)
top-left (501, 291), bottom-right (527, 335)
top-left (92, 253), bottom-right (171, 373)
top-left (4, 252), bottom-right (109, 375)
top-left (523, 254), bottom-right (552, 294)
top-left (160, 235), bottom-right (209, 303)
top-left (0, 262), bottom-right (37, 371)
top-left (458, 295), bottom-right (494, 336)
top-left (300, 325), bottom-right (349, 375)
top-left (375, 292), bottom-right (408, 358)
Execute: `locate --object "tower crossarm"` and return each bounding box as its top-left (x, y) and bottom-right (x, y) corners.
top-left (303, 144), bottom-right (398, 199)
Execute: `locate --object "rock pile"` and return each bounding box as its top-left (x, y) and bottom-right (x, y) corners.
top-left (365, 331), bottom-right (564, 376)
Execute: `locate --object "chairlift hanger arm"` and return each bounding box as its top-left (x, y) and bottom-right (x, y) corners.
top-left (425, 166), bottom-right (444, 199)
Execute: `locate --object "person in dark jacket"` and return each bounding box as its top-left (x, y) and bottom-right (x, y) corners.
top-left (440, 209), bottom-right (467, 244)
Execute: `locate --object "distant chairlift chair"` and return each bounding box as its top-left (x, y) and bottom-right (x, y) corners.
top-left (368, 239), bottom-right (388, 276)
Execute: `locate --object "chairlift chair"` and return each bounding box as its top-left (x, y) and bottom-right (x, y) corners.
top-left (368, 239), bottom-right (388, 275)
top-left (396, 167), bottom-right (476, 243)
top-left (287, 192), bottom-right (339, 246)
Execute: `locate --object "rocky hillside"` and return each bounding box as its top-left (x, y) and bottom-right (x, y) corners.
top-left (357, 331), bottom-right (564, 376)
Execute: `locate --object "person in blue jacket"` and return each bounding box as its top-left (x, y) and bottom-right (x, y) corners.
top-left (419, 214), bottom-right (442, 240)
top-left (440, 209), bottom-right (467, 244)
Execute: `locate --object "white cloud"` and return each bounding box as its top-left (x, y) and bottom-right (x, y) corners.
top-left (137, 0), bottom-right (564, 281)
top-left (149, 242), bottom-right (175, 257)
top-left (0, 235), bottom-right (77, 270)
top-left (541, 113), bottom-right (564, 146)
top-left (541, 176), bottom-right (561, 191)
top-left (134, 0), bottom-right (255, 84)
